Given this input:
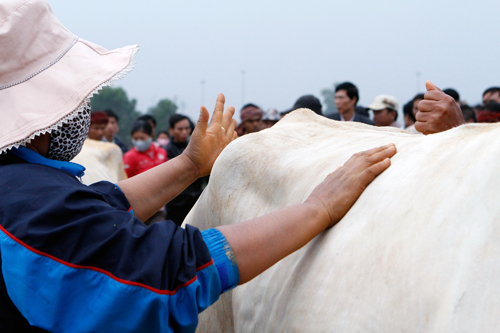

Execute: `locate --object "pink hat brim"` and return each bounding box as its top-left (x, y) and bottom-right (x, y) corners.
top-left (0, 38), bottom-right (138, 153)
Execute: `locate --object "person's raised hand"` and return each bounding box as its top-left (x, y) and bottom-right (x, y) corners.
top-left (414, 81), bottom-right (465, 135)
top-left (305, 144), bottom-right (397, 229)
top-left (183, 93), bottom-right (238, 177)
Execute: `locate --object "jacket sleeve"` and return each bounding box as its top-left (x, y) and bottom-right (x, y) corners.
top-left (0, 177), bottom-right (239, 333)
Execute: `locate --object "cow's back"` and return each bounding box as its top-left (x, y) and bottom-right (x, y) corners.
top-left (187, 110), bottom-right (500, 332)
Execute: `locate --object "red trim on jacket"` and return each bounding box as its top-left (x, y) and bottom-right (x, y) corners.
top-left (0, 223), bottom-right (214, 295)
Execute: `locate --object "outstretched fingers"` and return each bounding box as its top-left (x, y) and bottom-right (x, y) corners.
top-left (210, 93), bottom-right (226, 127)
top-left (348, 144), bottom-right (397, 168)
top-left (304, 144), bottom-right (397, 229)
top-left (207, 93), bottom-right (238, 141)
top-left (348, 144), bottom-right (397, 184)
top-left (367, 143), bottom-right (397, 163)
top-left (361, 157), bottom-right (392, 183)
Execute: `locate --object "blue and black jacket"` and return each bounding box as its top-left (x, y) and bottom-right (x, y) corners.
top-left (0, 147), bottom-right (239, 332)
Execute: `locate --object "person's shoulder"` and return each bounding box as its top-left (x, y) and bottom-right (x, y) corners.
top-left (113, 136), bottom-right (129, 154)
top-left (391, 120), bottom-right (403, 129)
top-left (101, 140), bottom-right (123, 155)
top-left (165, 142), bottom-right (181, 159)
top-left (157, 145), bottom-right (167, 155)
top-left (0, 156), bottom-right (76, 180)
top-left (106, 142), bottom-right (124, 160)
top-left (0, 161), bottom-right (86, 200)
top-left (123, 147), bottom-right (136, 158)
top-left (123, 147), bottom-right (139, 164)
top-left (154, 144), bottom-right (168, 161)
top-left (355, 114), bottom-right (374, 125)
top-left (164, 141), bottom-right (175, 150)
top-left (113, 135), bottom-right (126, 146)
top-left (325, 113), bottom-right (340, 120)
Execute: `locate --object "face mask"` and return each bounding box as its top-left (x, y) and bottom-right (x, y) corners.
top-left (132, 138), bottom-right (152, 152)
top-left (47, 106), bottom-right (91, 161)
top-left (157, 138), bottom-right (169, 146)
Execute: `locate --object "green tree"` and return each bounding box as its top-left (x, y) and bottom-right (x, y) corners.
top-left (90, 86), bottom-right (140, 145)
top-left (147, 99), bottom-right (178, 133)
top-left (321, 82), bottom-right (340, 115)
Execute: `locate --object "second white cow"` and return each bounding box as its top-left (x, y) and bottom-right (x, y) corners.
top-left (185, 109), bottom-right (500, 332)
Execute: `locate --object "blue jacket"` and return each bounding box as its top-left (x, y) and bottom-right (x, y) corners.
top-left (0, 147), bottom-right (239, 332)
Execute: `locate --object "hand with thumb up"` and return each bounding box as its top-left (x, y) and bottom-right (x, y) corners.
top-left (414, 81), bottom-right (465, 134)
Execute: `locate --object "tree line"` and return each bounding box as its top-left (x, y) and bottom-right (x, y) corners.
top-left (91, 83), bottom-right (339, 144)
top-left (90, 86), bottom-right (177, 144)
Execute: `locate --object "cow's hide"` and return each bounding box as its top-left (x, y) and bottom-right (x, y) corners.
top-left (185, 109), bottom-right (500, 332)
top-left (72, 139), bottom-right (127, 185)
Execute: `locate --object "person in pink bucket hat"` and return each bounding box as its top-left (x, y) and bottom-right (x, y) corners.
top-left (0, 1), bottom-right (397, 332)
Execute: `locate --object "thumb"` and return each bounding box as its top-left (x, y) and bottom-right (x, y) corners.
top-left (425, 80), bottom-right (442, 92)
top-left (196, 106), bottom-right (210, 136)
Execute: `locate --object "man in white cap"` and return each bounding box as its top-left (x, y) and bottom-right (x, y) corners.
top-left (367, 95), bottom-right (402, 128)
top-left (0, 1), bottom-right (397, 331)
top-left (262, 108), bottom-right (281, 129)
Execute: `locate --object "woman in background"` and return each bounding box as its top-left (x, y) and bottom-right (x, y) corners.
top-left (123, 120), bottom-right (167, 178)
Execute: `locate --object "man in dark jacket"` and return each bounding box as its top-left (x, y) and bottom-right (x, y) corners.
top-left (325, 82), bottom-right (374, 125)
top-left (103, 109), bottom-right (128, 154)
top-left (165, 114), bottom-right (205, 225)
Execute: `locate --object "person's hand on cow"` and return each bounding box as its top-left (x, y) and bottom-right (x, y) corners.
top-left (217, 143), bottom-right (397, 284)
top-left (183, 93), bottom-right (238, 177)
top-left (305, 143), bottom-right (397, 229)
top-left (414, 81), bottom-right (465, 135)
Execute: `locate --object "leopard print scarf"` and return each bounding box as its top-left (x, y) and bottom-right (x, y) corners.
top-left (47, 106), bottom-right (91, 161)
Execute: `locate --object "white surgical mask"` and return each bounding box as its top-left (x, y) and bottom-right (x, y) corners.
top-left (132, 138), bottom-right (152, 152)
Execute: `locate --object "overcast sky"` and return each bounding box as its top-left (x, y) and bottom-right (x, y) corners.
top-left (49, 0), bottom-right (500, 122)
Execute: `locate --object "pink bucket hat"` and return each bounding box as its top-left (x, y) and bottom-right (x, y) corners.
top-left (0, 0), bottom-right (138, 153)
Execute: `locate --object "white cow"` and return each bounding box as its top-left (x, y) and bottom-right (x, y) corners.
top-left (72, 139), bottom-right (127, 185)
top-left (185, 109), bottom-right (500, 332)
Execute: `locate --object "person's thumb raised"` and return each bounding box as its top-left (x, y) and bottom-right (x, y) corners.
top-left (425, 80), bottom-right (442, 92)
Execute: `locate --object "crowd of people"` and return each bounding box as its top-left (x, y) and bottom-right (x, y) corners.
top-left (77, 81), bottom-right (500, 226)
top-left (232, 81), bottom-right (500, 137)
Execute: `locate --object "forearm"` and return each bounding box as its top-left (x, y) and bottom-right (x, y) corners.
top-left (216, 202), bottom-right (329, 285)
top-left (117, 153), bottom-right (199, 221)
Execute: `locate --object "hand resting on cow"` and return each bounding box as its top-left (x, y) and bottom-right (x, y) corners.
top-left (217, 143), bottom-right (397, 284)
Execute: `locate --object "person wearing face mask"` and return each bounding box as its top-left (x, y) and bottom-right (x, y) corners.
top-left (0, 1), bottom-right (397, 332)
top-left (123, 120), bottom-right (167, 178)
top-left (156, 130), bottom-right (171, 150)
